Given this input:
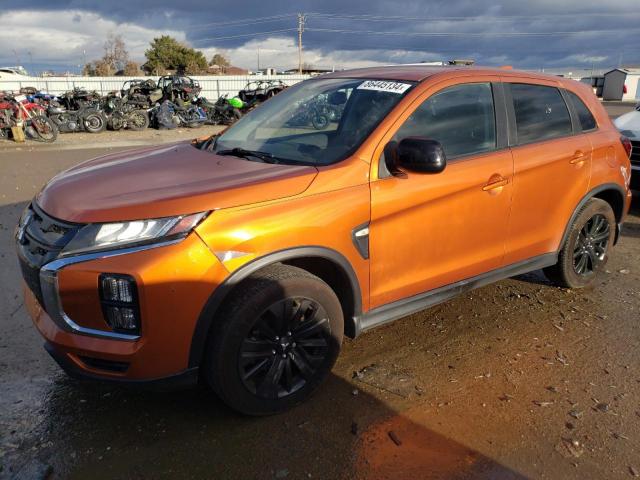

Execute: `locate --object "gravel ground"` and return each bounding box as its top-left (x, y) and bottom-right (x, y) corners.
top-left (0, 104), bottom-right (638, 480)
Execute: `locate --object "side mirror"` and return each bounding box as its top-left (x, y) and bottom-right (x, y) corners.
top-left (328, 91), bottom-right (347, 105)
top-left (396, 137), bottom-right (446, 174)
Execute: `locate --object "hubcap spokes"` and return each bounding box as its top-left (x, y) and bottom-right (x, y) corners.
top-left (239, 298), bottom-right (330, 399)
top-left (573, 214), bottom-right (610, 276)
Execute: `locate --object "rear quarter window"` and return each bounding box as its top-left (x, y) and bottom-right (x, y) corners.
top-left (566, 91), bottom-right (597, 131)
top-left (510, 83), bottom-right (573, 144)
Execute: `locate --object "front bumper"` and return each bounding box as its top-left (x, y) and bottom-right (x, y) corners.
top-left (44, 341), bottom-right (199, 390)
top-left (23, 233), bottom-right (229, 383)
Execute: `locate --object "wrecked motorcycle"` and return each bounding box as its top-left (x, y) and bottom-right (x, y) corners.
top-left (195, 95), bottom-right (242, 125)
top-left (47, 102), bottom-right (107, 134)
top-left (149, 100), bottom-right (207, 129)
top-left (103, 95), bottom-right (149, 131)
top-left (0, 93), bottom-right (57, 142)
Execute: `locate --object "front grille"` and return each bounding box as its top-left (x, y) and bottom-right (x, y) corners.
top-left (631, 140), bottom-right (640, 166)
top-left (16, 203), bottom-right (81, 306)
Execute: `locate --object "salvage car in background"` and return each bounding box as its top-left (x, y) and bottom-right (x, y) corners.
top-left (614, 103), bottom-right (640, 190)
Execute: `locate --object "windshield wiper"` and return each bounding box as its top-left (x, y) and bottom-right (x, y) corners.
top-left (217, 147), bottom-right (280, 164)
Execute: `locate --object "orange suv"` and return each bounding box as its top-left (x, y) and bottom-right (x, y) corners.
top-left (16, 66), bottom-right (632, 414)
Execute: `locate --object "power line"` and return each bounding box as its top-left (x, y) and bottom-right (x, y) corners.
top-left (189, 14), bottom-right (294, 30)
top-left (305, 12), bottom-right (640, 22)
top-left (305, 27), bottom-right (636, 37)
top-left (192, 28), bottom-right (297, 43)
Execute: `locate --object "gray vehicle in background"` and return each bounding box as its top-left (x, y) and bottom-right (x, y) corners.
top-left (614, 103), bottom-right (640, 190)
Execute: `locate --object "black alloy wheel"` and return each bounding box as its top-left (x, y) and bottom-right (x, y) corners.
top-left (572, 213), bottom-right (610, 276)
top-left (543, 198), bottom-right (616, 289)
top-left (239, 297), bottom-right (330, 399)
top-left (204, 264), bottom-right (343, 415)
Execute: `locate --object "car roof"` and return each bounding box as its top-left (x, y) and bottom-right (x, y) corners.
top-left (320, 65), bottom-right (569, 84)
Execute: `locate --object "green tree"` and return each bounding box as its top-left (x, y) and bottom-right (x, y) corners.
top-left (144, 36), bottom-right (208, 75)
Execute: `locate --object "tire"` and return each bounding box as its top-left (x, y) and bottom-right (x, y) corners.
top-left (29, 115), bottom-right (58, 143)
top-left (203, 264), bottom-right (343, 415)
top-left (83, 112), bottom-right (106, 133)
top-left (543, 198), bottom-right (616, 289)
top-left (127, 110), bottom-right (149, 131)
top-left (107, 114), bottom-right (124, 131)
top-left (312, 114), bottom-right (329, 130)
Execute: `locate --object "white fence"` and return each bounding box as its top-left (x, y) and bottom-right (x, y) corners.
top-left (0, 74), bottom-right (312, 99)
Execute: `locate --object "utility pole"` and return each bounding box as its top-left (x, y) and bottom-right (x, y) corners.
top-left (297, 13), bottom-right (306, 74)
top-left (257, 47), bottom-right (260, 72)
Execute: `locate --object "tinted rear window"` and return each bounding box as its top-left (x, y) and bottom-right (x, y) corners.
top-left (567, 91), bottom-right (597, 131)
top-left (511, 84), bottom-right (572, 144)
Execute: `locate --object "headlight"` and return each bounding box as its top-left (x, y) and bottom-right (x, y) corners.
top-left (60, 212), bottom-right (208, 257)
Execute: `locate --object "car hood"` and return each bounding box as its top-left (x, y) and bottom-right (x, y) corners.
top-left (614, 109), bottom-right (640, 140)
top-left (36, 142), bottom-right (318, 223)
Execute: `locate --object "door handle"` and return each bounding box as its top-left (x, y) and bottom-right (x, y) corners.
top-left (569, 150), bottom-right (586, 164)
top-left (482, 177), bottom-right (508, 191)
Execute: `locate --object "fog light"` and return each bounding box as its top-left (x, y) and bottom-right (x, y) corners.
top-left (105, 306), bottom-right (138, 330)
top-left (99, 274), bottom-right (140, 334)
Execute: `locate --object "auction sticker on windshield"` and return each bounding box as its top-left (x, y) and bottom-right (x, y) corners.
top-left (357, 80), bottom-right (412, 94)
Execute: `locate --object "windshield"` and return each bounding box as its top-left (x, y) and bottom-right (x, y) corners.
top-left (212, 78), bottom-right (415, 165)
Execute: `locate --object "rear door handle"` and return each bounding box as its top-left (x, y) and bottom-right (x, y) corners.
top-left (570, 150), bottom-right (586, 164)
top-left (482, 177), bottom-right (509, 191)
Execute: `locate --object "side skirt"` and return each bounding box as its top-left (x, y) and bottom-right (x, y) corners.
top-left (354, 253), bottom-right (558, 335)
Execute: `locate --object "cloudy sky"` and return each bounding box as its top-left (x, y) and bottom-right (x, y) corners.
top-left (0, 0), bottom-right (638, 74)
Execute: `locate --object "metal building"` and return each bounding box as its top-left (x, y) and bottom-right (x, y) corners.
top-left (602, 68), bottom-right (640, 101)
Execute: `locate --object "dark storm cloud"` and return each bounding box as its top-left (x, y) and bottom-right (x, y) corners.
top-left (1, 0), bottom-right (638, 69)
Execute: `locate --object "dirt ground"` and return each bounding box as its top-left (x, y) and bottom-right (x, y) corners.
top-left (0, 124), bottom-right (226, 151)
top-left (0, 104), bottom-right (639, 480)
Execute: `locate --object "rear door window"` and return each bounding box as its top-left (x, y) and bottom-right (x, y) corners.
top-left (510, 84), bottom-right (572, 144)
top-left (566, 91), bottom-right (597, 131)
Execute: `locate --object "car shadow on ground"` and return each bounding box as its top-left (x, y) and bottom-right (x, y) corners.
top-left (30, 371), bottom-right (527, 480)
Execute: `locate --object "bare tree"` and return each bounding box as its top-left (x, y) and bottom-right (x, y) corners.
top-left (103, 34), bottom-right (129, 72)
top-left (123, 61), bottom-right (140, 76)
top-left (94, 59), bottom-right (115, 76)
top-left (82, 34), bottom-right (131, 76)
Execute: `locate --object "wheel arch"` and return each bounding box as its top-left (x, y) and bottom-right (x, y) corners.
top-left (188, 246), bottom-right (363, 368)
top-left (560, 183), bottom-right (626, 248)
